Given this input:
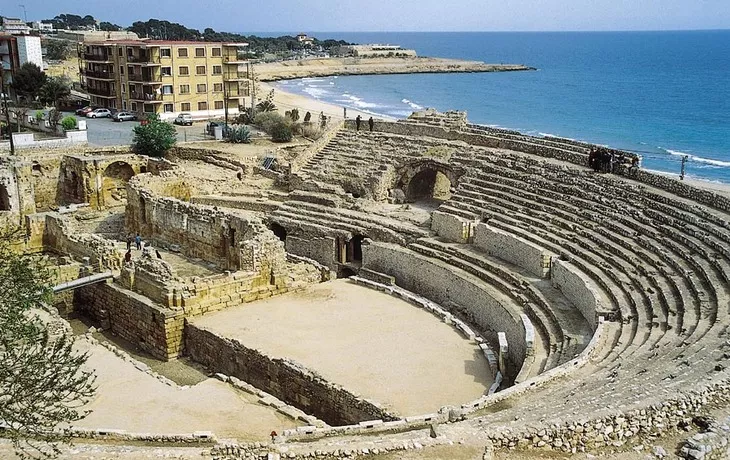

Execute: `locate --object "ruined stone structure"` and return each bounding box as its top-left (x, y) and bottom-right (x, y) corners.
top-left (3, 109), bottom-right (730, 458)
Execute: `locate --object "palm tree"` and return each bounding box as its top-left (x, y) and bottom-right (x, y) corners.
top-left (38, 77), bottom-right (71, 109)
top-left (256, 100), bottom-right (277, 112)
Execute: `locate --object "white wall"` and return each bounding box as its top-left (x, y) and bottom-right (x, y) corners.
top-left (16, 36), bottom-right (43, 69)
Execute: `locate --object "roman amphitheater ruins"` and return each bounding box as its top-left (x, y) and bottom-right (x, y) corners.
top-left (2, 110), bottom-right (730, 459)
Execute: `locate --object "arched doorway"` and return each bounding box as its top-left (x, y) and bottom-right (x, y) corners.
top-left (270, 223), bottom-right (287, 243)
top-left (0, 184), bottom-right (10, 211)
top-left (396, 160), bottom-right (463, 204)
top-left (102, 161), bottom-right (136, 206)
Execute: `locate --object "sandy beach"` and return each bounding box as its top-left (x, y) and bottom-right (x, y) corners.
top-left (262, 81), bottom-right (395, 121)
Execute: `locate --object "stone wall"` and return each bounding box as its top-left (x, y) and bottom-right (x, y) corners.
top-left (431, 210), bottom-right (472, 243)
top-left (286, 235), bottom-right (337, 270)
top-left (74, 281), bottom-right (184, 360)
top-left (550, 258), bottom-right (603, 329)
top-left (184, 323), bottom-right (399, 426)
top-left (473, 223), bottom-right (553, 278)
top-left (43, 213), bottom-right (124, 271)
top-left (362, 241), bottom-right (527, 381)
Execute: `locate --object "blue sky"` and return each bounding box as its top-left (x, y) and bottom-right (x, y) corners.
top-left (7, 0), bottom-right (730, 32)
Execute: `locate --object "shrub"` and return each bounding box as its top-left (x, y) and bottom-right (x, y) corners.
top-left (271, 121), bottom-right (292, 143)
top-left (256, 100), bottom-right (276, 112)
top-left (253, 111), bottom-right (287, 134)
top-left (226, 125), bottom-right (251, 144)
top-left (132, 113), bottom-right (177, 157)
top-left (303, 111), bottom-right (312, 123)
top-left (289, 108), bottom-right (300, 122)
top-left (60, 116), bottom-right (77, 131)
top-left (300, 123), bottom-right (324, 140)
top-left (34, 110), bottom-right (44, 122)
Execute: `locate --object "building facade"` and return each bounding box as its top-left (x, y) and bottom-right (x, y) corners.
top-left (0, 35), bottom-right (20, 92)
top-left (0, 17), bottom-right (31, 35)
top-left (80, 40), bottom-right (252, 119)
top-left (16, 35), bottom-right (43, 69)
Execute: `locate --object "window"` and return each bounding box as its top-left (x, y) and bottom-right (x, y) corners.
top-left (164, 104), bottom-right (174, 112)
top-left (196, 83), bottom-right (207, 93)
top-left (129, 83), bottom-right (136, 92)
top-left (127, 66), bottom-right (134, 75)
top-left (131, 102), bottom-right (138, 112)
top-left (122, 101), bottom-right (127, 110)
top-left (181, 102), bottom-right (190, 111)
top-left (161, 66), bottom-right (172, 76)
top-left (179, 84), bottom-right (190, 94)
top-left (127, 47), bottom-right (133, 56)
top-left (214, 101), bottom-right (224, 110)
top-left (178, 66), bottom-right (189, 76)
top-left (122, 84), bottom-right (126, 94)
top-left (212, 48), bottom-right (221, 57)
top-left (198, 101), bottom-right (207, 111)
top-left (213, 83), bottom-right (223, 92)
top-left (212, 65), bottom-right (222, 75)
top-left (161, 48), bottom-right (171, 58)
top-left (195, 47), bottom-right (205, 57)
top-left (162, 85), bottom-right (173, 95)
top-left (178, 47), bottom-right (188, 57)
top-left (196, 65), bottom-right (206, 75)
top-left (119, 65), bottom-right (124, 75)
top-left (118, 47), bottom-right (123, 56)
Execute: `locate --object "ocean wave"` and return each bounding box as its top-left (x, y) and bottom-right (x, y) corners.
top-left (301, 78), bottom-right (328, 83)
top-left (660, 148), bottom-right (730, 168)
top-left (401, 98), bottom-right (424, 110)
top-left (303, 86), bottom-right (329, 99)
top-left (341, 94), bottom-right (385, 109)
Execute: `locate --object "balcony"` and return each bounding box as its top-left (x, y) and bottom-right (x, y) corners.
top-left (223, 71), bottom-right (249, 80)
top-left (128, 73), bottom-right (162, 83)
top-left (130, 92), bottom-right (162, 102)
top-left (84, 53), bottom-right (113, 62)
top-left (223, 55), bottom-right (248, 64)
top-left (83, 69), bottom-right (115, 80)
top-left (127, 54), bottom-right (161, 65)
top-left (87, 86), bottom-right (117, 98)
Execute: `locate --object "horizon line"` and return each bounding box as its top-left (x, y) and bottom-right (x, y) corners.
top-left (244, 28), bottom-right (730, 34)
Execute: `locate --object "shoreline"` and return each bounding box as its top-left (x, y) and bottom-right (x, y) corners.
top-left (256, 57), bottom-right (535, 82)
top-left (266, 77), bottom-right (730, 193)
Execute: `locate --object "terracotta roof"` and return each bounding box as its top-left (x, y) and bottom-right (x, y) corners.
top-left (85, 39), bottom-right (248, 47)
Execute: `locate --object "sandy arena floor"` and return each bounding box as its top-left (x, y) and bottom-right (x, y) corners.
top-left (190, 279), bottom-right (493, 416)
top-left (74, 339), bottom-right (300, 440)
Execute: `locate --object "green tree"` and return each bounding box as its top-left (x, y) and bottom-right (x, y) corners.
top-left (38, 77), bottom-right (71, 109)
top-left (0, 229), bottom-right (96, 458)
top-left (256, 100), bottom-right (276, 112)
top-left (98, 22), bottom-right (121, 32)
top-left (45, 40), bottom-right (74, 61)
top-left (12, 63), bottom-right (47, 102)
top-left (132, 113), bottom-right (177, 157)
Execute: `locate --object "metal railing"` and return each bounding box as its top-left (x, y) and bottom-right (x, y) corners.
top-left (87, 86), bottom-right (116, 97)
top-left (84, 53), bottom-right (112, 61)
top-left (128, 73), bottom-right (162, 83)
top-left (84, 69), bottom-right (115, 79)
top-left (129, 92), bottom-right (161, 101)
top-left (127, 54), bottom-right (161, 64)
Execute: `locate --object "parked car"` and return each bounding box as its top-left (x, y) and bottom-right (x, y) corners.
top-left (112, 111), bottom-right (137, 122)
top-left (173, 113), bottom-right (193, 126)
top-left (75, 106), bottom-right (94, 116)
top-left (87, 108), bottom-right (112, 118)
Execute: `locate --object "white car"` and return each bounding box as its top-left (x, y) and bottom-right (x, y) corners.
top-left (87, 108), bottom-right (112, 118)
top-left (173, 113), bottom-right (193, 126)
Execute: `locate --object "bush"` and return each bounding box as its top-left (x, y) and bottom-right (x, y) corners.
top-left (271, 121), bottom-right (292, 142)
top-left (132, 113), bottom-right (177, 157)
top-left (34, 110), bottom-right (44, 122)
top-left (289, 108), bottom-right (300, 122)
top-left (60, 116), bottom-right (77, 131)
top-left (226, 125), bottom-right (251, 144)
top-left (300, 123), bottom-right (324, 140)
top-left (253, 111), bottom-right (287, 134)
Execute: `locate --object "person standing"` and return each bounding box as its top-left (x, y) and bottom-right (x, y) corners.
top-left (124, 249), bottom-right (132, 264)
top-left (368, 117), bottom-right (374, 132)
top-left (134, 233), bottom-right (142, 250)
top-left (355, 115), bottom-right (362, 131)
top-left (126, 234), bottom-right (132, 251)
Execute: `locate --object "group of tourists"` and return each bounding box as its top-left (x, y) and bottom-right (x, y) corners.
top-left (355, 115), bottom-right (375, 132)
top-left (124, 233), bottom-right (163, 264)
top-left (589, 147), bottom-right (640, 175)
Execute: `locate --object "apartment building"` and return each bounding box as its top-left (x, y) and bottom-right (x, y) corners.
top-left (80, 40), bottom-right (252, 119)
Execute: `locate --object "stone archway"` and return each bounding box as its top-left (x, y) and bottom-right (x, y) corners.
top-left (0, 184), bottom-right (10, 211)
top-left (395, 160), bottom-right (464, 203)
top-left (102, 161), bottom-right (136, 206)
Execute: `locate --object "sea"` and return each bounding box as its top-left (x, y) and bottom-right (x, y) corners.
top-left (268, 31), bottom-right (730, 184)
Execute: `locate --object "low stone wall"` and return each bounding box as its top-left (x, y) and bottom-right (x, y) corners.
top-left (431, 210), bottom-right (472, 243)
top-left (74, 282), bottom-right (184, 360)
top-left (184, 323), bottom-right (399, 426)
top-left (286, 235), bottom-right (338, 270)
top-left (362, 242), bottom-right (527, 381)
top-left (44, 213), bottom-right (123, 271)
top-left (473, 223), bottom-right (553, 278)
top-left (550, 258), bottom-right (602, 329)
